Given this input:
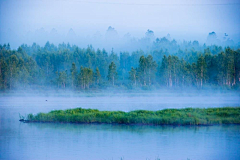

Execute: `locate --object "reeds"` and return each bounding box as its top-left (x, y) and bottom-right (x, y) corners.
top-left (25, 107), bottom-right (240, 125)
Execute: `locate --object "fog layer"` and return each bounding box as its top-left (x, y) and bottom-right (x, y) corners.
top-left (1, 0), bottom-right (240, 49)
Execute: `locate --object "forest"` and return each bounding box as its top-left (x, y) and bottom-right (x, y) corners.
top-left (0, 37), bottom-right (240, 91)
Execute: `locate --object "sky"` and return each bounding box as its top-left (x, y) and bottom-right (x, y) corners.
top-left (0, 0), bottom-right (240, 48)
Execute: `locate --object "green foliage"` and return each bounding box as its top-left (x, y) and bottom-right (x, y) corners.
top-left (138, 55), bottom-right (157, 86)
top-left (70, 62), bottom-right (77, 88)
top-left (0, 43), bottom-right (239, 90)
top-left (78, 67), bottom-right (93, 89)
top-left (26, 107), bottom-right (240, 125)
top-left (94, 67), bottom-right (101, 86)
top-left (197, 55), bottom-right (207, 88)
top-left (129, 67), bottom-right (137, 86)
top-left (108, 62), bottom-right (117, 86)
top-left (56, 70), bottom-right (68, 88)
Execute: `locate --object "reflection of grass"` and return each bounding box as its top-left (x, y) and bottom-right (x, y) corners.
top-left (25, 107), bottom-right (240, 125)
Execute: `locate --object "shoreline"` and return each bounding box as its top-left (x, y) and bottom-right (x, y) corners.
top-left (20, 120), bottom-right (240, 126)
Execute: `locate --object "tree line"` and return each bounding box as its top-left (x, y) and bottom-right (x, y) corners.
top-left (0, 42), bottom-right (239, 90)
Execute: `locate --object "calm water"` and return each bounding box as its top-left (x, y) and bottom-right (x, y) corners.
top-left (0, 95), bottom-right (240, 160)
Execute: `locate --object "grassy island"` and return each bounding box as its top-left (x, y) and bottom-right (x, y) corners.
top-left (23, 107), bottom-right (240, 125)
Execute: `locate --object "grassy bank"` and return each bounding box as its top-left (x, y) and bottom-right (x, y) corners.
top-left (24, 107), bottom-right (240, 125)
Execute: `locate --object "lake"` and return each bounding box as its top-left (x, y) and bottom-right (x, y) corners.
top-left (0, 94), bottom-right (240, 160)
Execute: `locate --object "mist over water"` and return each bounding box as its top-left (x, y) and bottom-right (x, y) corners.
top-left (0, 92), bottom-right (240, 160)
top-left (1, 92), bottom-right (240, 112)
top-left (1, 0), bottom-right (240, 159)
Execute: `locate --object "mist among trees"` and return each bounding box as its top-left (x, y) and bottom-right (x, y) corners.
top-left (0, 33), bottom-right (240, 91)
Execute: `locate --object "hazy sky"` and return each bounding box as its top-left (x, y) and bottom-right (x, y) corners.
top-left (0, 0), bottom-right (240, 44)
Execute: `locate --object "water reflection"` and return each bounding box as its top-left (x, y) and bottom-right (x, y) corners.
top-left (0, 95), bottom-right (240, 160)
top-left (2, 122), bottom-right (239, 160)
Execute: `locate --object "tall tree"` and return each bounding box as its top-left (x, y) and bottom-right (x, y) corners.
top-left (217, 52), bottom-right (226, 86)
top-left (70, 62), bottom-right (77, 88)
top-left (138, 56), bottom-right (147, 86)
top-left (234, 49), bottom-right (240, 85)
top-left (197, 55), bottom-right (207, 88)
top-left (108, 62), bottom-right (117, 86)
top-left (129, 67), bottom-right (137, 86)
top-left (167, 55), bottom-right (173, 87)
top-left (158, 55), bottom-right (168, 86)
top-left (0, 59), bottom-right (8, 89)
top-left (57, 70), bottom-right (68, 89)
top-left (146, 55), bottom-right (157, 85)
top-left (79, 67), bottom-right (93, 89)
top-left (7, 55), bottom-right (19, 89)
top-left (171, 56), bottom-right (180, 86)
top-left (94, 67), bottom-right (101, 85)
top-left (225, 48), bottom-right (235, 86)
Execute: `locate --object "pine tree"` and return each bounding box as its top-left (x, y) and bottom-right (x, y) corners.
top-left (108, 62), bottom-right (117, 86)
top-left (234, 50), bottom-right (240, 85)
top-left (197, 55), bottom-right (207, 88)
top-left (7, 55), bottom-right (19, 89)
top-left (225, 48), bottom-right (235, 86)
top-left (158, 55), bottom-right (168, 86)
top-left (217, 52), bottom-right (226, 86)
top-left (138, 56), bottom-right (147, 86)
top-left (79, 67), bottom-right (93, 89)
top-left (70, 62), bottom-right (77, 88)
top-left (59, 71), bottom-right (68, 89)
top-left (94, 67), bottom-right (101, 85)
top-left (191, 62), bottom-right (198, 87)
top-left (171, 56), bottom-right (180, 87)
top-left (0, 59), bottom-right (8, 89)
top-left (146, 55), bottom-right (157, 86)
top-left (129, 67), bottom-right (137, 86)
top-left (167, 55), bottom-right (173, 87)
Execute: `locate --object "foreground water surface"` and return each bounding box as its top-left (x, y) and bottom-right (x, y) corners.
top-left (0, 95), bottom-right (240, 160)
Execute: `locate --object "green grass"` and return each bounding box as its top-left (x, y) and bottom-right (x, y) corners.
top-left (25, 107), bottom-right (240, 125)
